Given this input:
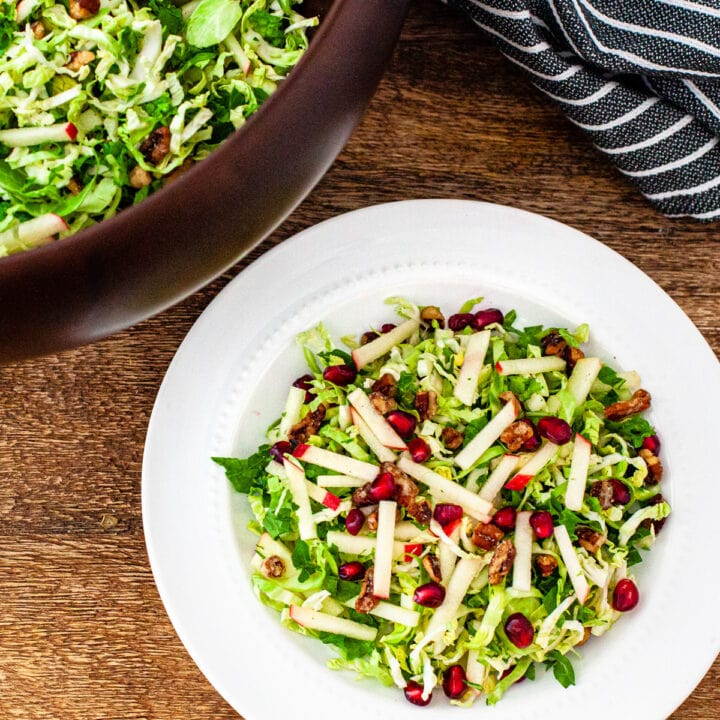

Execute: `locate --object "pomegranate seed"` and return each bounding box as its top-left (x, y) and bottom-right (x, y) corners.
top-left (408, 437), bottom-right (431, 463)
top-left (504, 612), bottom-right (534, 648)
top-left (369, 472), bottom-right (396, 501)
top-left (381, 323), bottom-right (397, 333)
top-left (322, 364), bottom-right (356, 386)
top-left (492, 506), bottom-right (516, 530)
top-left (433, 503), bottom-right (463, 527)
top-left (269, 440), bottom-right (293, 463)
top-left (642, 434), bottom-right (661, 454)
top-left (447, 313), bottom-right (475, 331)
top-left (404, 681), bottom-right (431, 706)
top-left (292, 373), bottom-right (314, 402)
top-left (521, 424), bottom-right (541, 452)
top-left (612, 578), bottom-right (639, 612)
top-left (609, 479), bottom-right (631, 505)
top-left (345, 509), bottom-right (365, 535)
top-left (529, 510), bottom-right (554, 539)
top-left (473, 308), bottom-right (504, 330)
top-left (413, 581), bottom-right (446, 608)
top-left (338, 561), bottom-right (365, 581)
top-left (443, 665), bottom-right (467, 699)
top-left (385, 410), bottom-right (417, 439)
top-left (537, 416), bottom-right (573, 445)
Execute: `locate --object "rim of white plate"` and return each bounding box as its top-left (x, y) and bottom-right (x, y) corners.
top-left (143, 200), bottom-right (720, 720)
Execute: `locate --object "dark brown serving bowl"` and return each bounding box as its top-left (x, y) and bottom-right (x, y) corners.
top-left (0, 0), bottom-right (410, 362)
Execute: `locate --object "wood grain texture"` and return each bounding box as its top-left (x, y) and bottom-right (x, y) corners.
top-left (0, 1), bottom-right (717, 718)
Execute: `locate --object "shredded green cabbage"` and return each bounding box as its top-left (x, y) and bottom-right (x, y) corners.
top-left (213, 297), bottom-right (670, 707)
top-left (0, 0), bottom-right (316, 255)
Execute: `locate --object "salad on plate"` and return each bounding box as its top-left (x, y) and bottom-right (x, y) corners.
top-left (213, 296), bottom-right (670, 707)
top-left (0, 0), bottom-right (315, 255)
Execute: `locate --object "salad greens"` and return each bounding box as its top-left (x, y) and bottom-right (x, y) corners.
top-left (214, 297), bottom-right (670, 707)
top-left (0, 0), bottom-right (316, 256)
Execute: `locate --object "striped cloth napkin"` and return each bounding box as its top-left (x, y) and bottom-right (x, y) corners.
top-left (445, 0), bottom-right (720, 220)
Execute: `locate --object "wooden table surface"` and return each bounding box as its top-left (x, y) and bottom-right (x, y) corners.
top-left (1, 2), bottom-right (718, 718)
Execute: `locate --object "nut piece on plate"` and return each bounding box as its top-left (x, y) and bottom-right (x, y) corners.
top-left (604, 389), bottom-right (651, 421)
top-left (488, 539), bottom-right (516, 585)
top-left (369, 391), bottom-right (396, 414)
top-left (440, 426), bottom-right (463, 449)
top-left (500, 420), bottom-right (535, 452)
top-left (355, 566), bottom-right (380, 613)
top-left (406, 497), bottom-right (432, 525)
top-left (414, 390), bottom-right (438, 421)
top-left (575, 526), bottom-right (606, 554)
top-left (422, 554), bottom-right (442, 583)
top-left (288, 404), bottom-right (326, 445)
top-left (420, 305), bottom-right (445, 328)
top-left (639, 448), bottom-right (663, 484)
top-left (472, 521), bottom-right (504, 551)
top-left (535, 554), bottom-right (558, 577)
top-left (261, 555), bottom-right (285, 578)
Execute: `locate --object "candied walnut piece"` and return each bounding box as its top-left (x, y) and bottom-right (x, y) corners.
top-left (589, 480), bottom-right (615, 510)
top-left (500, 420), bottom-right (535, 452)
top-left (565, 346), bottom-right (585, 372)
top-left (414, 390), bottom-right (438, 421)
top-left (369, 391), bottom-right (397, 414)
top-left (420, 305), bottom-right (445, 328)
top-left (365, 510), bottom-right (379, 532)
top-left (129, 166), bottom-right (152, 189)
top-left (260, 555), bottom-right (285, 579)
top-left (639, 448), bottom-right (663, 484)
top-left (355, 566), bottom-right (380, 613)
top-left (440, 426), bottom-right (464, 450)
top-left (361, 331), bottom-right (379, 345)
top-left (422, 554), bottom-right (442, 583)
top-left (31, 21), bottom-right (46, 39)
top-left (372, 373), bottom-right (397, 399)
top-left (576, 626), bottom-right (592, 647)
top-left (380, 461), bottom-right (417, 506)
top-left (406, 497), bottom-right (432, 525)
top-left (139, 126), bottom-right (171, 165)
top-left (472, 521), bottom-right (505, 551)
top-left (541, 331), bottom-right (567, 357)
top-left (65, 50), bottom-right (95, 72)
top-left (535, 554), bottom-right (558, 577)
top-left (351, 482), bottom-right (375, 508)
top-left (498, 390), bottom-right (522, 416)
top-left (287, 404), bottom-right (326, 445)
top-left (488, 539), bottom-right (516, 585)
top-left (604, 389), bottom-right (651, 421)
top-left (69, 0), bottom-right (100, 20)
top-left (575, 526), bottom-right (607, 554)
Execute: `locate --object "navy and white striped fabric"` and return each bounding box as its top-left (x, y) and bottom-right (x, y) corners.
top-left (445, 0), bottom-right (720, 220)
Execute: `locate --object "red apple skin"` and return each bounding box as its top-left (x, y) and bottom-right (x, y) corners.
top-left (322, 491), bottom-right (341, 511)
top-left (65, 122), bottom-right (78, 141)
top-left (292, 444), bottom-right (310, 458)
top-left (505, 473), bottom-right (532, 491)
top-left (403, 543), bottom-right (422, 561)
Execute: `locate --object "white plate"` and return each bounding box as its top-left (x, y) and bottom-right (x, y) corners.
top-left (143, 200), bottom-right (720, 720)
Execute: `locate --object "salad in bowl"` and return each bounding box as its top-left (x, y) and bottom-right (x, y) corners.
top-left (213, 296), bottom-right (670, 707)
top-left (0, 0), bottom-right (315, 255)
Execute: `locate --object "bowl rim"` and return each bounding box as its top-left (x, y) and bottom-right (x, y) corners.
top-left (0, 0), bottom-right (345, 270)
